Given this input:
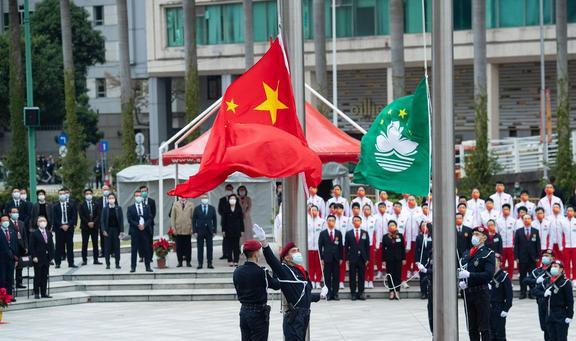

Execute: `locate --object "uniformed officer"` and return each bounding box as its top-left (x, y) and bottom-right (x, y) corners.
top-left (524, 249), bottom-right (554, 340)
top-left (417, 248), bottom-right (433, 333)
top-left (253, 224), bottom-right (327, 341)
top-left (538, 260), bottom-right (574, 341)
top-left (489, 254), bottom-right (513, 341)
top-left (415, 222), bottom-right (432, 299)
top-left (458, 226), bottom-right (496, 341)
top-left (233, 240), bottom-right (280, 341)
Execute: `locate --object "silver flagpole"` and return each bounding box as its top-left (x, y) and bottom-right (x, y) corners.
top-left (432, 0), bottom-right (458, 339)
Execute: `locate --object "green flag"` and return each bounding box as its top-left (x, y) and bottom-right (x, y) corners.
top-left (353, 78), bottom-right (430, 196)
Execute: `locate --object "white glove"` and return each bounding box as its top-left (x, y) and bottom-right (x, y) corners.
top-left (320, 285), bottom-right (329, 299)
top-left (458, 270), bottom-right (470, 279)
top-left (488, 283), bottom-right (492, 290)
top-left (565, 318), bottom-right (572, 324)
top-left (544, 288), bottom-right (552, 297)
top-left (536, 276), bottom-right (544, 284)
top-left (458, 281), bottom-right (468, 290)
top-left (253, 224), bottom-right (266, 241)
top-left (500, 311), bottom-right (508, 318)
top-left (416, 262), bottom-right (426, 272)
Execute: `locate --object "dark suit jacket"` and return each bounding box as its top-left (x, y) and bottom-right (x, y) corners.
top-left (486, 233), bottom-right (503, 255)
top-left (192, 204), bottom-right (217, 236)
top-left (29, 229), bottom-right (54, 265)
top-left (345, 228), bottom-right (370, 263)
top-left (318, 228), bottom-right (343, 263)
top-left (100, 205), bottom-right (124, 233)
top-left (0, 227), bottom-right (19, 263)
top-left (221, 205), bottom-right (244, 238)
top-left (79, 200), bottom-right (101, 229)
top-left (456, 225), bottom-right (473, 258)
top-left (10, 219), bottom-right (27, 256)
top-left (52, 201), bottom-right (78, 229)
top-left (514, 227), bottom-right (541, 263)
top-left (4, 199), bottom-right (31, 229)
top-left (218, 195), bottom-right (232, 221)
top-left (31, 202), bottom-right (53, 231)
top-left (382, 233), bottom-right (406, 262)
top-left (143, 198), bottom-right (156, 220)
top-left (415, 233), bottom-right (432, 265)
top-left (127, 204), bottom-right (153, 236)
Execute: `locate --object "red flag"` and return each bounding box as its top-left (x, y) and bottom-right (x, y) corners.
top-left (169, 38), bottom-right (322, 197)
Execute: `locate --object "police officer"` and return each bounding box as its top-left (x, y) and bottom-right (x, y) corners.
top-left (416, 248), bottom-right (433, 333)
top-left (415, 222), bottom-right (432, 299)
top-left (253, 224), bottom-right (327, 341)
top-left (458, 226), bottom-right (496, 341)
top-left (538, 260), bottom-right (574, 341)
top-left (489, 254), bottom-right (513, 341)
top-left (524, 249), bottom-right (554, 341)
top-left (233, 240), bottom-right (280, 341)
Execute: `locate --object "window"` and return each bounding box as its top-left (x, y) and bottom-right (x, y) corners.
top-left (2, 13), bottom-right (8, 32)
top-left (356, 0), bottom-right (376, 36)
top-left (207, 76), bottom-right (221, 100)
top-left (453, 0), bottom-right (472, 30)
top-left (254, 1), bottom-right (278, 42)
top-left (166, 7), bottom-right (184, 47)
top-left (96, 78), bottom-right (106, 98)
top-left (404, 0), bottom-right (431, 33)
top-left (93, 6), bottom-right (104, 26)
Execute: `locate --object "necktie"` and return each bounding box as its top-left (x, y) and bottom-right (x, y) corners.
top-left (88, 201), bottom-right (93, 217)
top-left (15, 200), bottom-right (19, 208)
top-left (138, 204), bottom-right (142, 216)
top-left (330, 230), bottom-right (334, 241)
top-left (355, 230), bottom-right (359, 242)
top-left (526, 229), bottom-right (530, 239)
top-left (41, 229), bottom-right (47, 243)
top-left (62, 204), bottom-right (68, 224)
top-left (4, 228), bottom-right (9, 242)
top-left (203, 205), bottom-right (207, 215)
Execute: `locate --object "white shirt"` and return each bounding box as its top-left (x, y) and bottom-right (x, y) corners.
top-left (563, 217), bottom-right (576, 248)
top-left (326, 196), bottom-right (350, 217)
top-left (462, 212), bottom-right (475, 228)
top-left (466, 199), bottom-right (486, 228)
top-left (361, 215), bottom-right (377, 246)
top-left (351, 196), bottom-right (375, 213)
top-left (403, 206), bottom-right (423, 244)
top-left (496, 215), bottom-right (516, 248)
top-left (547, 214), bottom-right (568, 249)
top-left (537, 195), bottom-right (565, 216)
top-left (489, 192), bottom-right (513, 211)
top-left (307, 215), bottom-right (325, 250)
top-left (419, 212), bottom-right (433, 225)
top-left (335, 215), bottom-right (350, 236)
top-left (513, 200), bottom-right (536, 219)
top-left (374, 212), bottom-right (388, 249)
top-left (273, 209), bottom-right (282, 246)
top-left (481, 209), bottom-right (501, 227)
top-left (307, 195), bottom-right (326, 218)
top-left (376, 200), bottom-right (393, 215)
top-left (533, 218), bottom-right (552, 250)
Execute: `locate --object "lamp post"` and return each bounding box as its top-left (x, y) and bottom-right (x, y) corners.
top-left (24, 0), bottom-right (38, 202)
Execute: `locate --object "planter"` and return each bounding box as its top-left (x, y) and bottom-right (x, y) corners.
top-left (157, 257), bottom-right (167, 269)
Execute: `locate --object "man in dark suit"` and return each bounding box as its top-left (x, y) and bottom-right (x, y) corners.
top-left (218, 184), bottom-right (234, 260)
top-left (98, 185), bottom-right (112, 257)
top-left (9, 207), bottom-right (27, 289)
top-left (0, 215), bottom-right (19, 297)
top-left (139, 185), bottom-right (156, 263)
top-left (52, 188), bottom-right (78, 269)
top-left (79, 188), bottom-right (102, 266)
top-left (345, 216), bottom-right (370, 300)
top-left (318, 215), bottom-right (343, 300)
top-left (193, 194), bottom-right (217, 269)
top-left (127, 190), bottom-right (153, 272)
top-left (30, 189), bottom-right (53, 232)
top-left (456, 213), bottom-right (473, 259)
top-left (29, 216), bottom-right (54, 299)
top-left (4, 188), bottom-right (31, 230)
top-left (514, 214), bottom-right (541, 299)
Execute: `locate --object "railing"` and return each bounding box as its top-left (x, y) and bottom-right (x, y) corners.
top-left (457, 131), bottom-right (576, 176)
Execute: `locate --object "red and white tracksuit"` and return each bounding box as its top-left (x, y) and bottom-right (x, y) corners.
top-left (547, 214), bottom-right (568, 263)
top-left (307, 195), bottom-right (326, 218)
top-left (496, 215), bottom-right (516, 276)
top-left (563, 217), bottom-right (576, 280)
top-left (402, 207), bottom-right (421, 280)
top-left (362, 215), bottom-right (377, 281)
top-left (307, 215), bottom-right (325, 283)
top-left (374, 213), bottom-right (388, 273)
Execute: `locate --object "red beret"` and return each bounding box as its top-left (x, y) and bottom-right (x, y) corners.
top-left (280, 242), bottom-right (296, 260)
top-left (473, 226), bottom-right (488, 236)
top-left (242, 240), bottom-right (262, 253)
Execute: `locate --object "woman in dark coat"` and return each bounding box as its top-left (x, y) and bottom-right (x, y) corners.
top-left (221, 194), bottom-right (244, 266)
top-left (382, 220), bottom-right (406, 300)
top-left (100, 193), bottom-right (124, 269)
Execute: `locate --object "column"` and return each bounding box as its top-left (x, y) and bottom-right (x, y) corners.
top-left (149, 77), bottom-right (168, 159)
top-left (221, 74), bottom-right (232, 94)
top-left (386, 67), bottom-right (393, 104)
top-left (487, 63), bottom-right (500, 140)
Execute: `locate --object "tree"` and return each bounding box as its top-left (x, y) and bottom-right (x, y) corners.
top-left (5, 0), bottom-right (28, 189)
top-left (389, 0), bottom-right (405, 99)
top-left (183, 0), bottom-right (199, 137)
top-left (554, 0), bottom-right (573, 193)
top-left (243, 0), bottom-right (254, 69)
top-left (313, 0), bottom-right (328, 114)
top-left (60, 0), bottom-right (88, 200)
top-left (116, 0), bottom-right (137, 168)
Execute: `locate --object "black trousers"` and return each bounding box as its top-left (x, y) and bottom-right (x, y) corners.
top-left (81, 227), bottom-right (99, 263)
top-left (518, 261), bottom-right (535, 295)
top-left (489, 303), bottom-right (507, 341)
top-left (386, 259), bottom-right (402, 292)
top-left (466, 289), bottom-right (491, 341)
top-left (427, 294), bottom-right (433, 333)
top-left (131, 231), bottom-right (150, 270)
top-left (283, 308), bottom-right (310, 341)
top-left (0, 261), bottom-right (14, 295)
top-left (55, 228), bottom-right (75, 266)
top-left (227, 236), bottom-right (241, 263)
top-left (349, 259), bottom-right (365, 296)
top-left (33, 262), bottom-right (49, 296)
top-left (99, 230), bottom-right (105, 257)
top-left (222, 232), bottom-right (230, 259)
top-left (547, 320), bottom-right (569, 341)
top-left (138, 233), bottom-right (153, 262)
top-left (105, 228), bottom-right (121, 266)
top-left (197, 234), bottom-right (213, 266)
top-left (15, 261), bottom-right (24, 285)
top-left (420, 272), bottom-right (429, 296)
top-left (537, 299), bottom-right (551, 341)
top-left (176, 234), bottom-right (192, 263)
top-left (323, 261), bottom-right (340, 298)
top-left (240, 307), bottom-right (270, 341)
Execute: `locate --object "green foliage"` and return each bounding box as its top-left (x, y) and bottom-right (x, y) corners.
top-left (553, 77), bottom-right (574, 193)
top-left (184, 66), bottom-right (200, 141)
top-left (118, 98), bottom-right (137, 169)
top-left (77, 94), bottom-right (103, 148)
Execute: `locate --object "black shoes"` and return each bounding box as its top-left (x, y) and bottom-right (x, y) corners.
top-left (130, 268), bottom-right (136, 273)
top-left (41, 294), bottom-right (52, 299)
top-left (69, 264), bottom-right (78, 268)
top-left (81, 261), bottom-right (87, 266)
top-left (197, 265), bottom-right (203, 269)
top-left (34, 294), bottom-right (40, 299)
top-left (146, 268), bottom-right (153, 272)
top-left (55, 264), bottom-right (60, 269)
top-left (177, 263), bottom-right (183, 268)
top-left (186, 262), bottom-right (192, 267)
top-left (94, 261), bottom-right (103, 265)
top-left (219, 256), bottom-right (226, 260)
top-left (519, 293), bottom-right (527, 300)
top-left (207, 264), bottom-right (214, 269)
top-left (116, 265), bottom-right (121, 269)
top-left (357, 294), bottom-right (366, 301)
top-left (16, 284), bottom-right (26, 289)
top-left (106, 265), bottom-right (111, 269)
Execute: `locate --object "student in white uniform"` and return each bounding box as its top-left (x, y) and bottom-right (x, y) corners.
top-left (538, 184), bottom-right (565, 216)
top-left (466, 188), bottom-right (486, 228)
top-left (513, 190), bottom-right (536, 219)
top-left (489, 182), bottom-right (513, 213)
top-left (514, 206), bottom-right (529, 230)
top-left (326, 185), bottom-right (350, 217)
top-left (374, 202), bottom-right (388, 279)
top-left (361, 204), bottom-right (377, 288)
top-left (547, 203), bottom-right (568, 263)
top-left (307, 205), bottom-right (325, 289)
top-left (562, 207), bottom-right (576, 283)
top-left (402, 196), bottom-right (423, 281)
top-left (532, 207), bottom-right (552, 251)
top-left (376, 191), bottom-right (393, 214)
top-left (481, 198), bottom-right (501, 228)
top-left (351, 186), bottom-right (375, 213)
top-left (419, 202), bottom-right (433, 224)
top-left (457, 202), bottom-right (475, 228)
top-left (307, 186), bottom-right (326, 218)
top-left (496, 204), bottom-right (516, 276)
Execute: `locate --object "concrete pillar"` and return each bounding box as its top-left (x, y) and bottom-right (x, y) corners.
top-left (149, 77), bottom-right (168, 159)
top-left (386, 67), bottom-right (393, 104)
top-left (221, 74), bottom-right (232, 94)
top-left (487, 63), bottom-right (500, 140)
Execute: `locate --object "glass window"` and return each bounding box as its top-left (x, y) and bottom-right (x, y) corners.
top-left (336, 0), bottom-right (353, 37)
top-left (3, 13), bottom-right (8, 32)
top-left (404, 0), bottom-right (431, 33)
top-left (376, 0), bottom-right (390, 35)
top-left (96, 78), bottom-right (106, 98)
top-left (207, 76), bottom-right (221, 100)
top-left (497, 0), bottom-right (525, 27)
top-left (166, 7), bottom-right (184, 47)
top-left (253, 1), bottom-right (278, 42)
top-left (356, 0), bottom-right (376, 36)
top-left (93, 5), bottom-right (104, 26)
top-left (453, 0), bottom-right (471, 30)
top-left (525, 0), bottom-right (554, 26)
top-left (570, 0), bottom-right (576, 23)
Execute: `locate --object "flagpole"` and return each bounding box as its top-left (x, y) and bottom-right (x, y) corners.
top-left (432, 0), bottom-right (458, 340)
top-left (280, 0), bottom-right (309, 340)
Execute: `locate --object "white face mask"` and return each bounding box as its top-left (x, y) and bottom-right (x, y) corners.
top-left (201, 198), bottom-right (209, 205)
top-left (12, 192), bottom-right (20, 200)
top-left (85, 195), bottom-right (93, 201)
top-left (38, 195), bottom-right (46, 202)
top-left (471, 235), bottom-right (481, 247)
top-left (229, 199), bottom-right (237, 205)
top-left (291, 252), bottom-right (304, 265)
top-left (38, 221), bottom-right (48, 229)
top-left (20, 194), bottom-right (27, 201)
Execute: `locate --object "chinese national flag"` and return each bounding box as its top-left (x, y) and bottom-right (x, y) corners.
top-left (169, 38), bottom-right (322, 198)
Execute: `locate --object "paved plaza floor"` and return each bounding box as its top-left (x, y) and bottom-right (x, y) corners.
top-left (0, 297), bottom-right (571, 340)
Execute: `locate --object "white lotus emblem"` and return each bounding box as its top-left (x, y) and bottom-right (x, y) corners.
top-left (374, 121), bottom-right (418, 172)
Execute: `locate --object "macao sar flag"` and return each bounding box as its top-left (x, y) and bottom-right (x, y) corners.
top-left (353, 79), bottom-right (430, 196)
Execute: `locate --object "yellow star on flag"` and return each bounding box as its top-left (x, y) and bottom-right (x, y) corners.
top-left (399, 108), bottom-right (408, 119)
top-left (380, 118), bottom-right (385, 125)
top-left (254, 81), bottom-right (288, 124)
top-left (226, 99), bottom-right (239, 113)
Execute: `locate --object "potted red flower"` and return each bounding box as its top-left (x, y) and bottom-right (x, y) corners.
top-left (0, 287), bottom-right (13, 323)
top-left (167, 227), bottom-right (176, 252)
top-left (153, 238), bottom-right (174, 269)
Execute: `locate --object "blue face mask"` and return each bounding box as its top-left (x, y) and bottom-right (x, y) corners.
top-left (10, 213), bottom-right (19, 220)
top-left (550, 267), bottom-right (560, 276)
top-left (291, 252), bottom-right (304, 265)
top-left (542, 256), bottom-right (551, 265)
top-left (1, 221), bottom-right (9, 228)
top-left (135, 196), bottom-right (143, 204)
top-left (59, 194), bottom-right (67, 202)
top-left (141, 191), bottom-right (148, 199)
top-left (471, 235), bottom-right (481, 247)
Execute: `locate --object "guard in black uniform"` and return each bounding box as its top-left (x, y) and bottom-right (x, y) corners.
top-left (417, 248), bottom-right (434, 333)
top-left (233, 240), bottom-right (280, 341)
top-left (489, 255), bottom-right (513, 341)
top-left (415, 222), bottom-right (432, 299)
top-left (458, 226), bottom-right (496, 341)
top-left (524, 249), bottom-right (554, 341)
top-left (254, 224), bottom-right (326, 341)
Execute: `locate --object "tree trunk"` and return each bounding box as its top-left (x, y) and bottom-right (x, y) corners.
top-left (313, 0), bottom-right (328, 114)
top-left (60, 0), bottom-right (88, 199)
top-left (389, 0), bottom-right (405, 99)
top-left (116, 0), bottom-right (136, 166)
top-left (554, 0), bottom-right (572, 191)
top-left (243, 0), bottom-right (254, 69)
top-left (6, 0), bottom-right (28, 189)
top-left (184, 0), bottom-right (199, 138)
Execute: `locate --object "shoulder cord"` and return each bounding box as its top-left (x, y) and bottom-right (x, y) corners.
top-left (276, 263), bottom-right (307, 309)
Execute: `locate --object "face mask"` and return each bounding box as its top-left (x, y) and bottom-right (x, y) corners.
top-left (1, 221), bottom-right (9, 228)
top-left (229, 199), bottom-right (237, 205)
top-left (108, 199), bottom-right (116, 206)
top-left (38, 221), bottom-right (47, 229)
top-left (141, 191), bottom-right (148, 199)
top-left (226, 190), bottom-right (233, 195)
top-left (38, 195), bottom-right (46, 202)
top-left (135, 196), bottom-right (143, 204)
top-left (239, 190), bottom-right (246, 196)
top-left (59, 194), bottom-right (67, 202)
top-left (471, 235), bottom-right (481, 247)
top-left (103, 190), bottom-right (110, 197)
top-left (12, 192), bottom-right (20, 200)
top-left (85, 195), bottom-right (93, 201)
top-left (201, 198), bottom-right (209, 205)
top-left (20, 194), bottom-right (27, 201)
top-left (550, 267), bottom-right (560, 276)
top-left (10, 213), bottom-right (19, 220)
top-left (291, 252), bottom-right (304, 265)
top-left (542, 256), bottom-right (551, 265)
